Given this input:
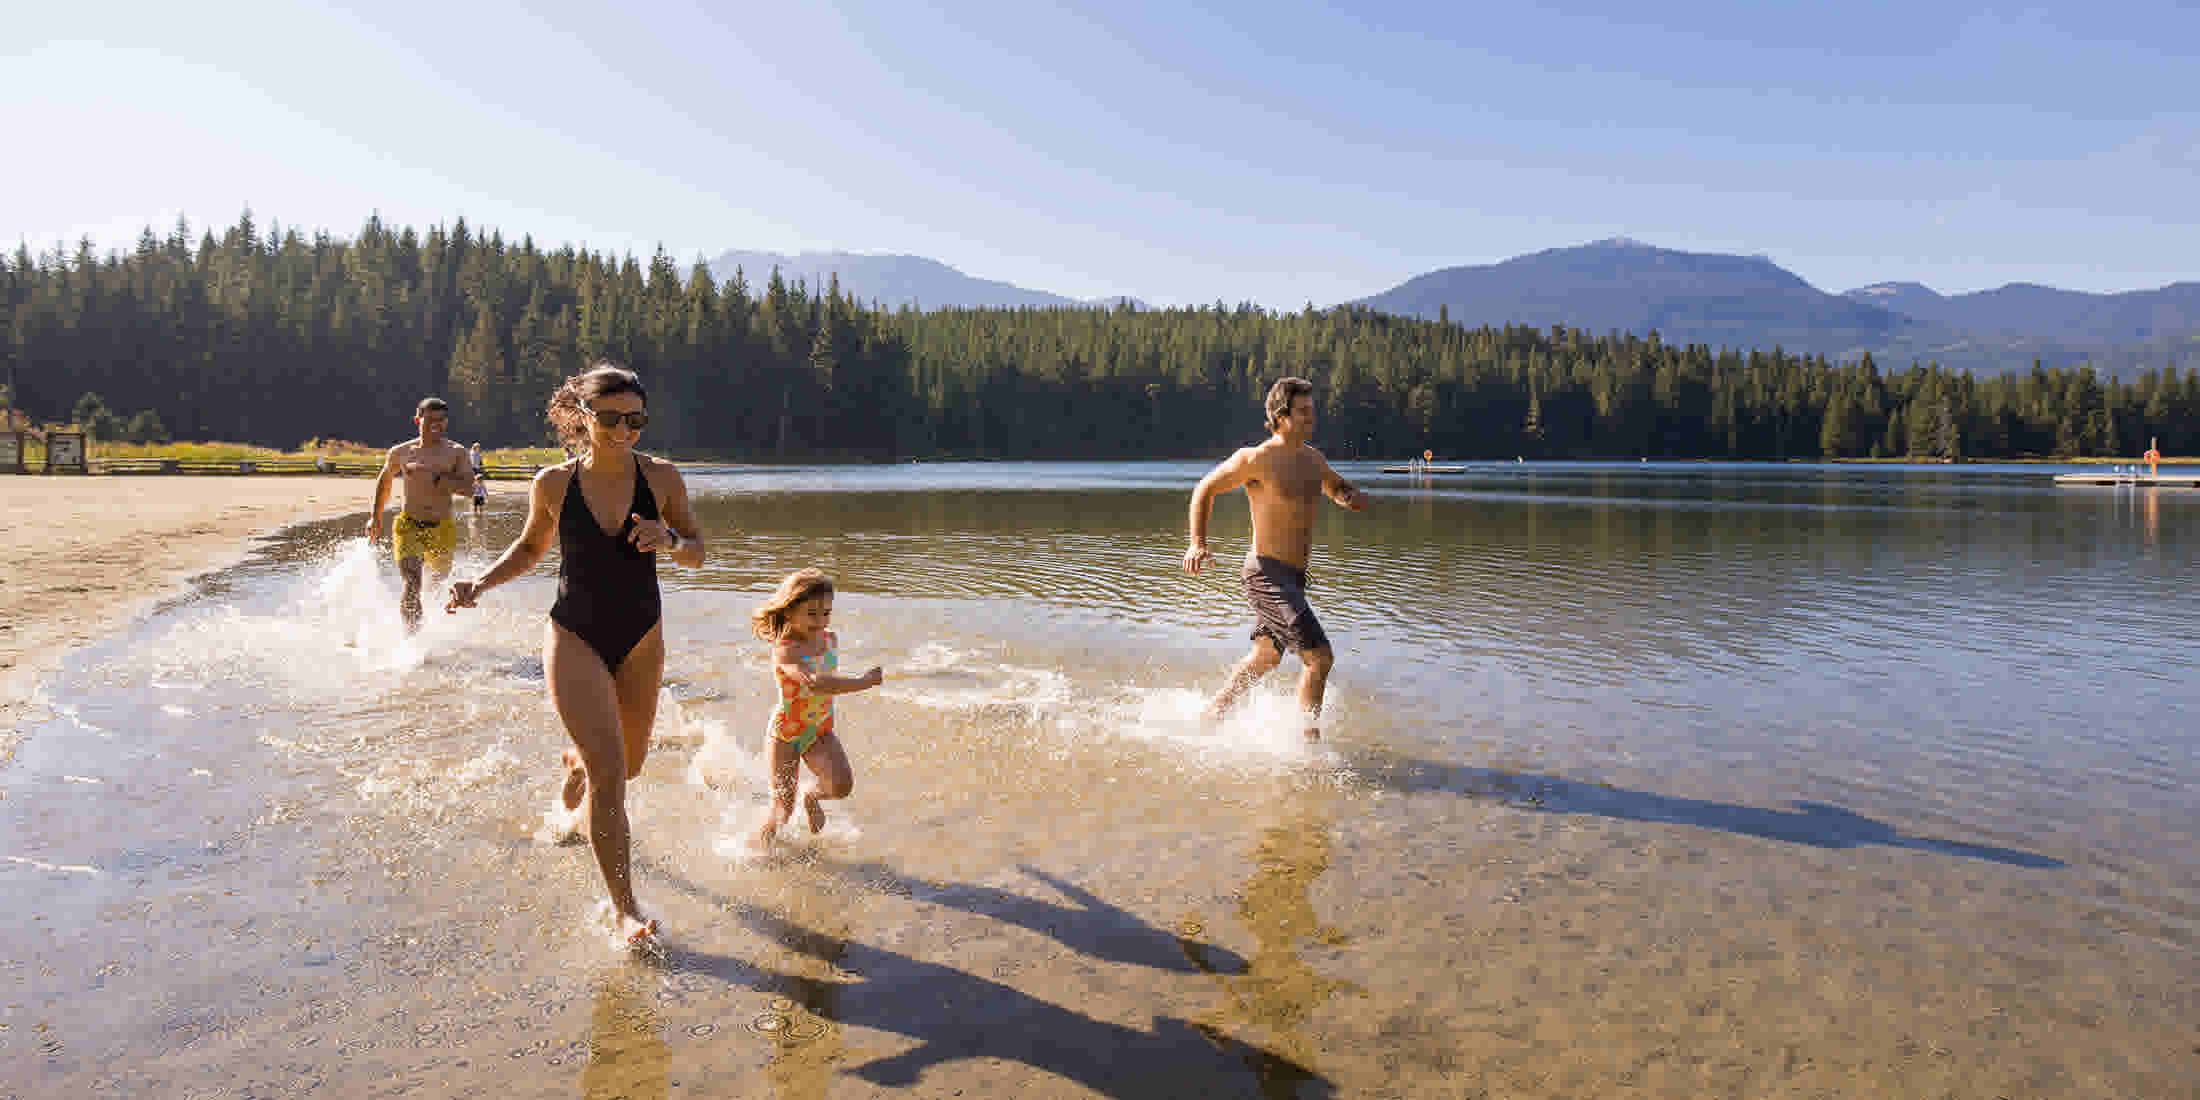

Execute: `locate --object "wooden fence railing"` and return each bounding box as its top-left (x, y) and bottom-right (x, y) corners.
top-left (85, 458), bottom-right (542, 478)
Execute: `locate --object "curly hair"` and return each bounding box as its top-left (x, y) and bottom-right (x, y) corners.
top-left (751, 568), bottom-right (836, 641)
top-left (546, 363), bottom-right (645, 451)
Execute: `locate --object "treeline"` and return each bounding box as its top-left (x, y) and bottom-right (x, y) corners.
top-left (4, 211), bottom-right (2195, 460)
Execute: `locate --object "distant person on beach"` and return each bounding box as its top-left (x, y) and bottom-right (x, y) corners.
top-left (366, 397), bottom-right (473, 633)
top-left (1182, 377), bottom-right (1368, 741)
top-left (444, 364), bottom-right (704, 947)
top-left (746, 568), bottom-right (882, 852)
top-left (470, 443), bottom-right (488, 509)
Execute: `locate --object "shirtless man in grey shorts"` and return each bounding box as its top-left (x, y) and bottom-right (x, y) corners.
top-left (1182, 377), bottom-right (1369, 741)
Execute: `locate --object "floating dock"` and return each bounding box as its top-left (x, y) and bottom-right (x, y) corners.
top-left (2052, 471), bottom-right (2200, 487)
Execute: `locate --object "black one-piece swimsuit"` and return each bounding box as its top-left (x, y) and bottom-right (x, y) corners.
top-left (548, 458), bottom-right (662, 671)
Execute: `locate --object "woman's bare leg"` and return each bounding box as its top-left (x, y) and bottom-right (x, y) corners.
top-left (612, 625), bottom-right (664, 780)
top-left (560, 624), bottom-right (660, 809)
top-left (546, 621), bottom-right (655, 943)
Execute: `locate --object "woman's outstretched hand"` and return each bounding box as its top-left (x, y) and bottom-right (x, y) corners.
top-left (446, 579), bottom-right (482, 613)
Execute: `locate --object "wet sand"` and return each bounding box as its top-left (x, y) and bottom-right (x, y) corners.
top-left (1, 477), bottom-right (354, 751)
top-left (0, 476), bottom-right (514, 759)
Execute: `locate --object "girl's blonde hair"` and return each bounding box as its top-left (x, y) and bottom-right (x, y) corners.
top-left (751, 568), bottom-right (835, 641)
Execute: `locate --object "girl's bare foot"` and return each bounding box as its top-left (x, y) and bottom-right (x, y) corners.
top-left (802, 791), bottom-right (826, 834)
top-left (560, 748), bottom-right (587, 812)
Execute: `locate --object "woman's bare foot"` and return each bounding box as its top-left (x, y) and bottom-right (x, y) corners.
top-left (802, 791), bottom-right (826, 834)
top-left (616, 912), bottom-right (659, 948)
top-left (560, 748), bottom-right (587, 812)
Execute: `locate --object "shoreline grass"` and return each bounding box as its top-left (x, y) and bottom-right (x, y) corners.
top-left (7, 437), bottom-right (2194, 470)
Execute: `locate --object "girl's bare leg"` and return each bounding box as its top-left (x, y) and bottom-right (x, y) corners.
top-left (799, 732), bottom-right (854, 833)
top-left (752, 738), bottom-right (802, 850)
top-left (546, 622), bottom-right (656, 944)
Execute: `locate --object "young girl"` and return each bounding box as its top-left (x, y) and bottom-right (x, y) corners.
top-left (749, 568), bottom-right (883, 850)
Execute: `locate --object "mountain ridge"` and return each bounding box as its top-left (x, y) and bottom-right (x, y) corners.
top-left (706, 249), bottom-right (1144, 311)
top-left (703, 240), bottom-right (2195, 375)
top-left (1356, 238), bottom-right (1914, 361)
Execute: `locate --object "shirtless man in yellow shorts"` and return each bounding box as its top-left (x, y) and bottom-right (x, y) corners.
top-left (1183, 377), bottom-right (1369, 741)
top-left (366, 397), bottom-right (474, 632)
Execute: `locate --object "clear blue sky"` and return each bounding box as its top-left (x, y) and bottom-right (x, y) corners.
top-left (9, 0), bottom-right (2196, 307)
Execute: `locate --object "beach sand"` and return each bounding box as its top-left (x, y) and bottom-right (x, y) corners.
top-left (0, 475), bottom-right (496, 751)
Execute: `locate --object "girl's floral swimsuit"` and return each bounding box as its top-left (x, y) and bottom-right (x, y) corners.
top-left (769, 631), bottom-right (836, 755)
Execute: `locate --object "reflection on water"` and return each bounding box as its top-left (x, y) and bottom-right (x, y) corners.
top-left (753, 891), bottom-right (848, 1100)
top-left (581, 972), bottom-right (669, 1100)
top-left (1184, 781), bottom-right (1360, 1099)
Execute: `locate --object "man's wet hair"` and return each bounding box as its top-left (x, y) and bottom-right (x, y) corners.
top-left (417, 397), bottom-right (449, 416)
top-left (1264, 377), bottom-right (1314, 431)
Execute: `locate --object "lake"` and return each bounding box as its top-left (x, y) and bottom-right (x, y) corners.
top-left (4, 460), bottom-right (2192, 1098)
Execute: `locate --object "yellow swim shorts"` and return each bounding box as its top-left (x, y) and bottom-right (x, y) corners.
top-left (391, 512), bottom-right (457, 570)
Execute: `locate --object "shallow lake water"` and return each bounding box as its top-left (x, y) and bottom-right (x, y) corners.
top-left (4, 460), bottom-right (2193, 1097)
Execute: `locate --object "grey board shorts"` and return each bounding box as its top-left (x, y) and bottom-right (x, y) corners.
top-left (1243, 555), bottom-right (1329, 654)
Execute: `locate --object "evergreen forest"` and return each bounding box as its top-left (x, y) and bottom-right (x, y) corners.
top-left (5, 212), bottom-right (2195, 461)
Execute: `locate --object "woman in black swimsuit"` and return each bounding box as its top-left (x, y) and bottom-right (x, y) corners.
top-left (446, 364), bottom-right (704, 946)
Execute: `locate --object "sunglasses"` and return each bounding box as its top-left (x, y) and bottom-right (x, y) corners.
top-left (586, 408), bottom-right (649, 430)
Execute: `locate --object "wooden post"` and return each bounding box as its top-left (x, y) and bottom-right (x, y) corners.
top-left (44, 431), bottom-right (87, 474)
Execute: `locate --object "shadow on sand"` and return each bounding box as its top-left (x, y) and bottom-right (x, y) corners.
top-left (816, 861), bottom-right (1249, 975)
top-left (1350, 754), bottom-right (2065, 869)
top-left (652, 869), bottom-right (1327, 1098)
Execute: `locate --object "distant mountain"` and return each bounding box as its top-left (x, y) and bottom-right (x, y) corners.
top-left (1844, 280), bottom-right (2200, 347)
top-left (1844, 281), bottom-right (1956, 325)
top-left (1358, 238), bottom-right (1921, 361)
top-left (707, 249), bottom-right (1142, 311)
top-left (699, 242), bottom-right (2197, 374)
top-left (1357, 238), bottom-right (2199, 375)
